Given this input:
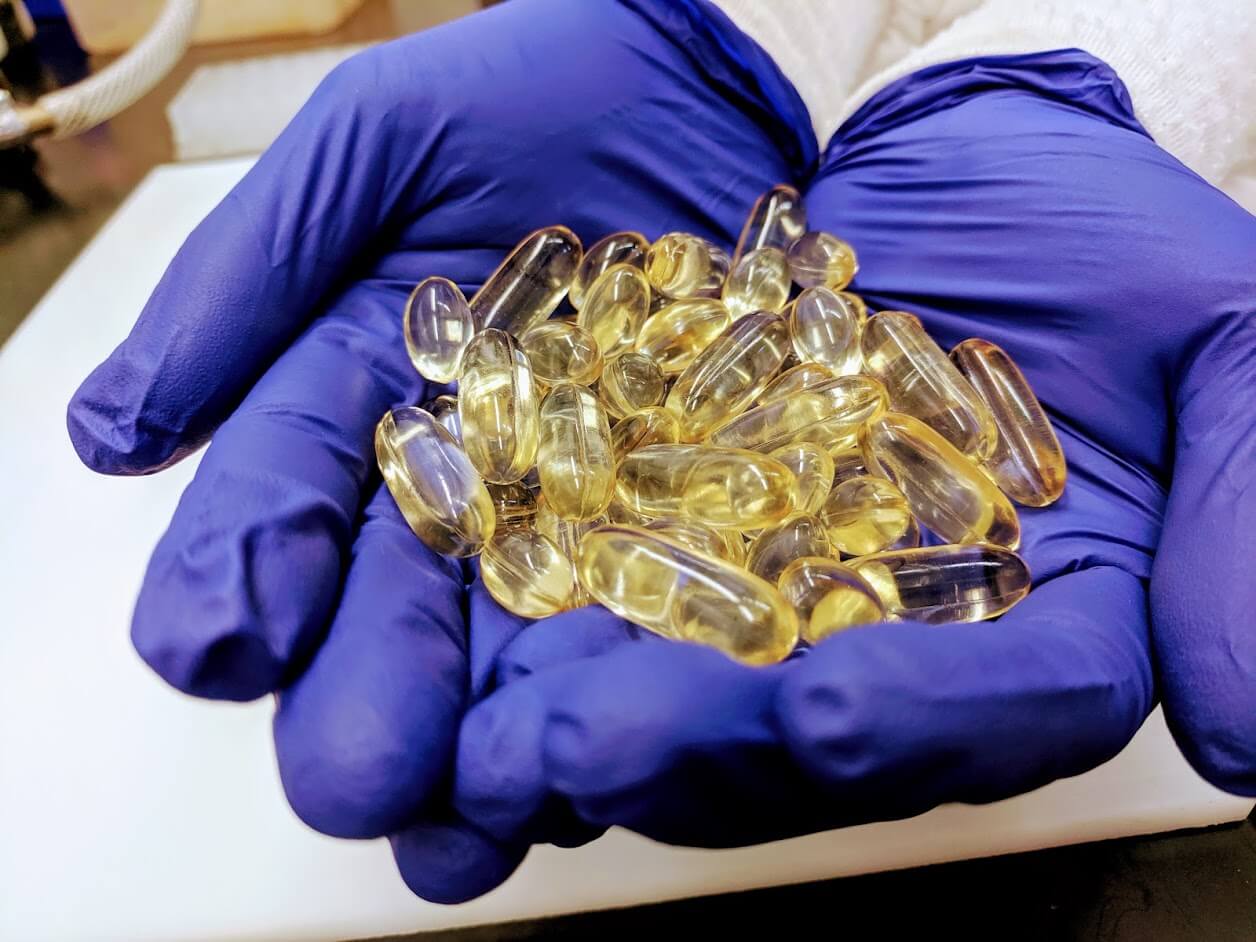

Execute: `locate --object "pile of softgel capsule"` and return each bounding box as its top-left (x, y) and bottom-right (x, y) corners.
top-left (375, 185), bottom-right (1066, 665)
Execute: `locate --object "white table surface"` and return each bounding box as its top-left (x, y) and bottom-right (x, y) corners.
top-left (0, 158), bottom-right (1250, 942)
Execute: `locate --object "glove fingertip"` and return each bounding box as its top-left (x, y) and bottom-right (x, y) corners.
top-left (390, 819), bottom-right (528, 904)
top-left (495, 606), bottom-right (643, 687)
top-left (67, 363), bottom-right (183, 476)
top-left (131, 607), bottom-right (280, 702)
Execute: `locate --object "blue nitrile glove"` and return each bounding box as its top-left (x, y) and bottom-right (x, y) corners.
top-left (66, 0), bottom-right (815, 903)
top-left (452, 50), bottom-right (1256, 853)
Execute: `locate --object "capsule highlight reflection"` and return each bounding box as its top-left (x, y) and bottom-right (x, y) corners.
top-left (645, 233), bottom-right (730, 299)
top-left (458, 329), bottom-right (540, 484)
top-left (722, 247), bottom-right (791, 319)
top-left (707, 374), bottom-right (887, 454)
top-left (821, 474), bottom-right (913, 556)
top-left (569, 231), bottom-right (648, 309)
top-left (471, 226), bottom-right (583, 336)
top-left (403, 276), bottom-right (475, 383)
top-left (757, 362), bottom-right (836, 406)
top-left (610, 406), bottom-right (681, 463)
top-left (768, 441), bottom-right (834, 515)
top-left (576, 263), bottom-right (651, 358)
top-left (787, 231), bottom-right (857, 289)
top-left (790, 286), bottom-right (863, 375)
top-left (734, 184), bottom-right (807, 263)
top-left (537, 383), bottom-right (616, 521)
top-left (635, 298), bottom-right (732, 374)
top-left (520, 320), bottom-right (603, 387)
top-left (849, 543), bottom-right (1030, 623)
top-left (598, 352), bottom-right (667, 419)
top-left (746, 514), bottom-right (832, 586)
top-left (481, 529), bottom-right (576, 617)
top-left (777, 557), bottom-right (886, 642)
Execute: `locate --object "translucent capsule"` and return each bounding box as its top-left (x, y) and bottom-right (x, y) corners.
top-left (707, 375), bottom-right (888, 454)
top-left (777, 557), bottom-right (886, 643)
top-left (768, 441), bottom-right (834, 515)
top-left (666, 312), bottom-right (792, 442)
top-left (839, 291), bottom-right (868, 321)
top-left (598, 352), bottom-right (667, 419)
top-left (403, 276), bottom-right (476, 384)
top-left (787, 231), bottom-right (858, 290)
top-left (721, 247), bottom-right (791, 320)
top-left (821, 475), bottom-right (913, 556)
top-left (950, 338), bottom-right (1067, 506)
top-left (790, 286), bottom-right (863, 375)
top-left (610, 406), bottom-right (681, 463)
top-left (520, 320), bottom-right (604, 387)
top-left (569, 231), bottom-right (648, 309)
top-left (481, 529), bottom-right (576, 618)
top-left (616, 444), bottom-right (797, 529)
top-left (645, 233), bottom-right (730, 300)
top-left (860, 412), bottom-right (1020, 548)
top-left (577, 525), bottom-right (799, 664)
top-left (634, 298), bottom-right (732, 374)
top-left (576, 263), bottom-right (651, 358)
top-left (745, 514), bottom-right (832, 586)
top-left (643, 517), bottom-right (745, 565)
top-left (733, 183), bottom-right (807, 264)
top-left (606, 496), bottom-right (652, 526)
top-left (757, 362), bottom-right (836, 406)
top-left (850, 543), bottom-right (1030, 624)
top-left (831, 447), bottom-right (870, 484)
top-left (471, 226), bottom-right (583, 336)
top-left (861, 310), bottom-right (997, 460)
top-left (537, 383), bottom-right (615, 521)
top-left (536, 499), bottom-right (607, 608)
top-left (375, 407), bottom-right (495, 556)
top-left (422, 393), bottom-right (462, 444)
top-left (485, 481), bottom-right (538, 530)
top-left (458, 329), bottom-right (540, 484)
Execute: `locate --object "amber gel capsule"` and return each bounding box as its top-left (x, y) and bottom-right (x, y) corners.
top-left (481, 529), bottom-right (576, 618)
top-left (643, 517), bottom-right (745, 565)
top-left (821, 475), bottom-right (913, 556)
top-left (757, 362), bottom-right (836, 406)
top-left (537, 383), bottom-right (616, 521)
top-left (403, 276), bottom-right (476, 384)
top-left (787, 231), bottom-right (858, 290)
top-left (485, 481), bottom-right (538, 530)
top-left (722, 247), bottom-right (791, 320)
top-left (470, 226), bottom-right (583, 336)
top-left (645, 233), bottom-right (730, 299)
top-left (616, 444), bottom-right (797, 529)
top-left (577, 525), bottom-right (799, 665)
top-left (458, 329), bottom-right (540, 484)
top-left (634, 298), bottom-right (732, 374)
top-left (520, 320), bottom-right (603, 387)
top-left (575, 263), bottom-right (651, 358)
top-left (598, 351), bottom-right (667, 419)
top-left (790, 286), bottom-right (864, 376)
top-left (610, 406), bottom-right (681, 463)
top-left (422, 394), bottom-right (462, 444)
top-left (666, 312), bottom-right (791, 442)
top-left (950, 338), bottom-right (1067, 506)
top-left (768, 442), bottom-right (834, 515)
top-left (861, 412), bottom-right (1020, 548)
top-left (850, 543), bottom-right (1030, 624)
top-left (569, 231), bottom-right (648, 309)
top-left (777, 557), bottom-right (886, 643)
top-left (707, 374), bottom-right (888, 454)
top-left (374, 407), bottom-right (495, 556)
top-left (746, 514), bottom-right (832, 586)
top-left (862, 310), bottom-right (996, 460)
top-left (733, 183), bottom-right (807, 264)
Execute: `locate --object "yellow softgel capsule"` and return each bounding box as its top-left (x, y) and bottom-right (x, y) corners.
top-left (520, 320), bottom-right (604, 387)
top-left (777, 556), bottom-right (886, 643)
top-left (610, 406), bottom-right (681, 463)
top-left (821, 474), bottom-right (913, 556)
top-left (422, 393), bottom-right (462, 443)
top-left (481, 529), bottom-right (575, 618)
top-left (787, 231), bottom-right (858, 290)
top-left (643, 517), bottom-right (745, 565)
top-left (569, 231), bottom-right (648, 309)
top-left (745, 513), bottom-right (832, 585)
top-left (757, 362), bottom-right (836, 406)
top-left (458, 328), bottom-right (540, 484)
top-left (537, 383), bottom-right (616, 521)
top-left (485, 481), bottom-right (538, 530)
top-left (838, 291), bottom-right (868, 322)
top-left (768, 441), bottom-right (834, 515)
top-left (403, 276), bottom-right (476, 384)
top-left (721, 247), bottom-right (791, 320)
top-left (790, 286), bottom-right (863, 376)
top-left (861, 412), bottom-right (1020, 548)
top-left (733, 184), bottom-right (808, 264)
top-left (598, 351), bottom-right (667, 419)
top-left (707, 374), bottom-right (887, 454)
top-left (666, 312), bottom-right (792, 442)
top-left (861, 310), bottom-right (997, 460)
top-left (831, 447), bottom-right (869, 484)
top-left (536, 498), bottom-right (608, 607)
top-left (577, 525), bottom-right (799, 664)
top-left (470, 226), bottom-right (583, 336)
top-left (575, 263), bottom-right (651, 358)
top-left (850, 543), bottom-right (1030, 624)
top-left (617, 444), bottom-right (797, 529)
top-left (950, 338), bottom-right (1067, 507)
top-left (634, 298), bottom-right (732, 374)
top-left (375, 407), bottom-right (495, 557)
top-left (645, 233), bottom-right (730, 299)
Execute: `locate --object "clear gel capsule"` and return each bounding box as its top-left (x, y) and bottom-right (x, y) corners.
top-left (458, 328), bottom-right (540, 484)
top-left (606, 496), bottom-right (653, 526)
top-left (520, 320), bottom-right (604, 387)
top-left (616, 444), bottom-right (797, 529)
top-left (569, 231), bottom-right (648, 309)
top-left (950, 338), bottom-right (1067, 506)
top-left (634, 298), bottom-right (732, 374)
top-left (643, 517), bottom-right (745, 565)
top-left (645, 233), bottom-right (730, 299)
top-left (734, 184), bottom-right (808, 264)
top-left (422, 393), bottom-right (462, 444)
top-left (757, 362), bottom-right (836, 406)
top-left (471, 226), bottom-right (583, 336)
top-left (831, 447), bottom-right (870, 484)
top-left (850, 543), bottom-right (1030, 624)
top-left (577, 525), bottom-right (799, 664)
top-left (721, 247), bottom-right (791, 320)
top-left (769, 441), bottom-right (834, 515)
top-left (787, 231), bottom-right (858, 290)
top-left (598, 351), bottom-right (667, 419)
top-left (485, 481), bottom-right (538, 530)
top-left (862, 310), bottom-right (997, 460)
top-left (666, 312), bottom-right (792, 442)
top-left (481, 529), bottom-right (575, 618)
top-left (821, 474), bottom-right (913, 556)
top-left (745, 513), bottom-right (832, 586)
top-left (403, 276), bottom-right (476, 384)
top-left (536, 498), bottom-right (608, 608)
top-left (777, 556), bottom-right (886, 643)
top-left (576, 263), bottom-right (651, 358)
top-left (790, 286), bottom-right (863, 375)
top-left (375, 407), bottom-right (495, 556)
top-left (537, 383), bottom-right (615, 521)
top-left (839, 291), bottom-right (868, 322)
top-left (610, 406), bottom-right (681, 463)
top-left (707, 374), bottom-right (888, 454)
top-left (861, 412), bottom-right (1020, 548)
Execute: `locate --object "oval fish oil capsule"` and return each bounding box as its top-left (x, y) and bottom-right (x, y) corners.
top-left (610, 406), bottom-right (681, 463)
top-left (734, 184), bottom-right (807, 264)
top-left (821, 474), bottom-right (913, 556)
top-left (616, 444), bottom-right (797, 529)
top-left (666, 312), bottom-right (792, 442)
top-left (634, 298), bottom-right (732, 374)
top-left (757, 362), bottom-right (836, 406)
top-left (862, 310), bottom-right (997, 460)
top-left (777, 556), bottom-right (886, 643)
top-left (790, 286), bottom-right (863, 375)
top-left (950, 338), bottom-right (1067, 506)
top-left (536, 497), bottom-right (607, 607)
top-left (850, 543), bottom-right (1031, 624)
top-left (485, 481), bottom-right (538, 531)
top-left (707, 374), bottom-right (887, 454)
top-left (861, 412), bottom-right (1020, 548)
top-left (537, 383), bottom-right (616, 521)
top-left (422, 393), bottom-right (462, 444)
top-left (575, 263), bottom-right (651, 358)
top-left (838, 291), bottom-right (868, 322)
top-left (458, 328), bottom-right (540, 484)
top-left (577, 525), bottom-right (799, 664)
top-left (598, 351), bottom-right (667, 419)
top-left (481, 529), bottom-right (575, 618)
top-left (645, 232), bottom-right (730, 299)
top-left (787, 231), bottom-right (858, 290)
top-left (721, 247), bottom-right (791, 320)
top-left (470, 226), bottom-right (583, 336)
top-left (830, 447), bottom-right (869, 484)
top-left (745, 513), bottom-right (832, 586)
top-left (403, 276), bottom-right (476, 384)
top-left (643, 517), bottom-right (745, 565)
top-left (569, 231), bottom-right (648, 309)
top-left (520, 320), bottom-right (604, 387)
top-left (768, 441), bottom-right (834, 515)
top-left (375, 407), bottom-right (495, 556)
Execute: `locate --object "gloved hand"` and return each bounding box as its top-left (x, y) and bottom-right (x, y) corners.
top-left (65, 0), bottom-right (815, 903)
top-left (452, 50), bottom-right (1256, 857)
